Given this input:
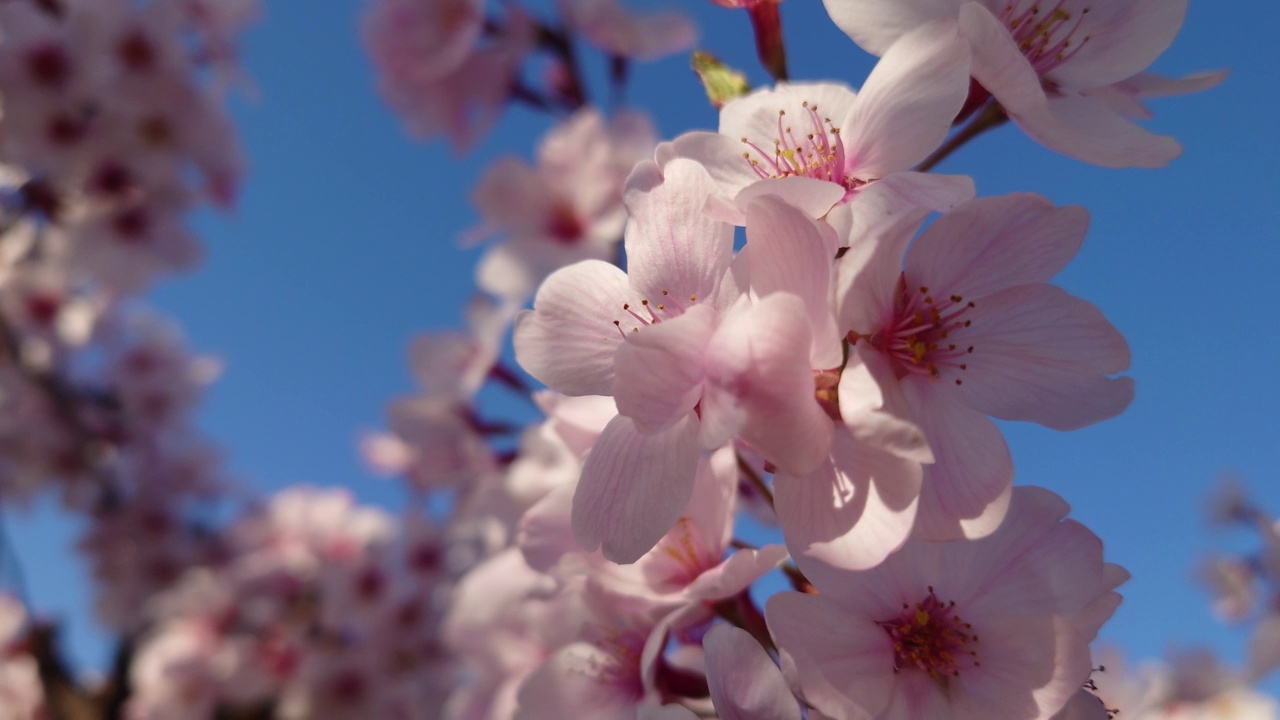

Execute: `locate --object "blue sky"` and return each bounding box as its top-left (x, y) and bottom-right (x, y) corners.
top-left (9, 0), bottom-right (1280, 689)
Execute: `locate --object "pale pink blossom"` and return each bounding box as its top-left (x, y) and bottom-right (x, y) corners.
top-left (519, 445), bottom-right (787, 608)
top-left (560, 0), bottom-right (697, 61)
top-left (472, 108), bottom-right (657, 302)
top-left (835, 192), bottom-right (1132, 540)
top-left (768, 486), bottom-right (1128, 720)
top-left (362, 0), bottom-right (484, 83)
top-left (663, 19), bottom-right (974, 225)
top-left (516, 162), bottom-right (835, 562)
top-left (514, 585), bottom-right (708, 720)
top-left (822, 0), bottom-right (1223, 167)
top-left (366, 6), bottom-right (535, 150)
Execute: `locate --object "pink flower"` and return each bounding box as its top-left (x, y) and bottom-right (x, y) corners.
top-left (835, 192), bottom-right (1133, 540)
top-left (560, 0), bottom-right (697, 61)
top-left (664, 19), bottom-right (974, 225)
top-left (365, 5), bottom-right (535, 150)
top-left (822, 0), bottom-right (1224, 167)
top-left (362, 0), bottom-right (484, 82)
top-left (514, 583), bottom-right (686, 719)
top-left (472, 108), bottom-right (657, 302)
top-left (515, 163), bottom-right (834, 562)
top-left (767, 486), bottom-right (1128, 720)
top-left (519, 445), bottom-right (787, 607)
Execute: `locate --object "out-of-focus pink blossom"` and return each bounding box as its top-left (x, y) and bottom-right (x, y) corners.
top-left (560, 0), bottom-right (697, 61)
top-left (472, 108), bottom-right (657, 303)
top-left (366, 5), bottom-right (535, 150)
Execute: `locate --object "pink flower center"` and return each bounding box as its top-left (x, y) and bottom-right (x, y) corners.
top-left (852, 274), bottom-right (976, 386)
top-left (612, 291), bottom-right (696, 337)
top-left (591, 629), bottom-right (647, 701)
top-left (998, 1), bottom-right (1092, 77)
top-left (740, 102), bottom-right (861, 191)
top-left (648, 517), bottom-right (718, 590)
top-left (878, 588), bottom-right (979, 680)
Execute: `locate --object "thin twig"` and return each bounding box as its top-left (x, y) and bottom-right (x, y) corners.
top-left (915, 101), bottom-right (1009, 173)
top-left (736, 453), bottom-right (774, 510)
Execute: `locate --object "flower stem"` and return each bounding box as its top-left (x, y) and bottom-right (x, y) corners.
top-left (737, 453), bottom-right (774, 510)
top-left (915, 101), bottom-right (1008, 172)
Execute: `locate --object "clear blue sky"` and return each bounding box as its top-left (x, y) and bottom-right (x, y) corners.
top-left (9, 0), bottom-right (1280, 687)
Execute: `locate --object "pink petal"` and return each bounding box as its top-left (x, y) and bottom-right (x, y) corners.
top-left (954, 284), bottom-right (1134, 430)
top-left (905, 381), bottom-right (1013, 540)
top-left (743, 197), bottom-right (842, 368)
top-left (703, 625), bottom-right (801, 720)
top-left (859, 170), bottom-right (975, 213)
top-left (1030, 93), bottom-right (1182, 168)
top-left (612, 304), bottom-right (717, 434)
top-left (1048, 0), bottom-right (1188, 90)
top-left (704, 295), bottom-right (834, 474)
top-left (1116, 69), bottom-right (1229, 99)
top-left (471, 157), bottom-right (552, 235)
top-left (572, 412), bottom-right (701, 564)
top-left (775, 428), bottom-right (921, 573)
top-left (834, 190), bottom-right (927, 331)
top-left (1085, 70), bottom-right (1227, 121)
top-left (666, 130), bottom-right (767, 202)
top-left (844, 18), bottom-right (971, 179)
top-left (766, 592), bottom-right (894, 718)
top-left (624, 159), bottom-right (734, 304)
top-left (517, 483), bottom-right (579, 573)
top-left (838, 346), bottom-right (933, 464)
top-left (905, 193), bottom-right (1088, 299)
top-left (959, 4), bottom-right (1180, 168)
top-left (728, 176), bottom-right (849, 225)
top-left (514, 260), bottom-right (632, 397)
top-left (685, 545), bottom-right (789, 602)
top-left (821, 0), bottom-right (962, 56)
top-left (948, 615), bottom-right (1088, 720)
top-left (516, 642), bottom-right (640, 720)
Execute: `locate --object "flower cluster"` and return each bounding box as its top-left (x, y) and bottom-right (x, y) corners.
top-left (346, 0), bottom-right (1237, 717)
top-left (0, 0), bottom-right (1251, 718)
top-left (127, 488), bottom-right (455, 719)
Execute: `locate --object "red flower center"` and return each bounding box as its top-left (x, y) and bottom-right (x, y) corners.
top-left (878, 587), bottom-right (979, 680)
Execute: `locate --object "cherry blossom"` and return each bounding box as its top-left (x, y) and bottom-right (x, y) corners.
top-left (836, 192), bottom-right (1133, 540)
top-left (559, 0), bottom-right (697, 61)
top-left (364, 3), bottom-right (535, 150)
top-left (822, 0), bottom-right (1223, 167)
top-left (515, 161), bottom-right (838, 562)
top-left (768, 486), bottom-right (1128, 720)
top-left (663, 19), bottom-right (974, 225)
top-left (472, 108), bottom-right (657, 303)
